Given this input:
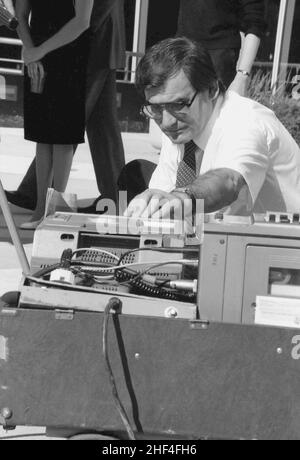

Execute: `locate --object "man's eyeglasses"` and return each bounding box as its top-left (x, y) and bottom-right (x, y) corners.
top-left (141, 91), bottom-right (198, 120)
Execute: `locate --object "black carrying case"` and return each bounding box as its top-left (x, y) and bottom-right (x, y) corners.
top-left (0, 298), bottom-right (300, 440)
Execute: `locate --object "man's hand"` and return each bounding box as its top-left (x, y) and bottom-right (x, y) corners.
top-left (124, 189), bottom-right (192, 220)
top-left (23, 46), bottom-right (45, 65)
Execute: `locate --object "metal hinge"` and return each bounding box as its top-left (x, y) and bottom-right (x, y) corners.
top-left (55, 309), bottom-right (74, 321)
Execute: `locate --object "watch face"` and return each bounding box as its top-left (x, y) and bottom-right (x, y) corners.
top-left (174, 187), bottom-right (195, 201)
top-left (184, 188), bottom-right (193, 198)
top-left (238, 69), bottom-right (250, 77)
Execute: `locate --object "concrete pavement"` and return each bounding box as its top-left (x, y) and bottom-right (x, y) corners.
top-left (0, 127), bottom-right (159, 290)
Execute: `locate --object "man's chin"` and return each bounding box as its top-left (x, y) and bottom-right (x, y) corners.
top-left (165, 130), bottom-right (191, 144)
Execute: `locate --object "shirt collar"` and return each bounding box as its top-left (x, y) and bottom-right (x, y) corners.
top-left (193, 93), bottom-right (225, 151)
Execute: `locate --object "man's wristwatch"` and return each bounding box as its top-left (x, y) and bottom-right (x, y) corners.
top-left (173, 187), bottom-right (197, 213)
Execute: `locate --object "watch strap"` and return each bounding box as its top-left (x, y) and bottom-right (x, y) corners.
top-left (237, 69), bottom-right (250, 77)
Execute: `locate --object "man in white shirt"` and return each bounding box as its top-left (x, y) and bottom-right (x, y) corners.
top-left (124, 37), bottom-right (300, 219)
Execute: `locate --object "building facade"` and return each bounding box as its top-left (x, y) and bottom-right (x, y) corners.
top-left (0, 0), bottom-right (299, 131)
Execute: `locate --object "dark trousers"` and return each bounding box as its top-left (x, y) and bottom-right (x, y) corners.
top-left (17, 69), bottom-right (125, 204)
top-left (118, 159), bottom-right (156, 204)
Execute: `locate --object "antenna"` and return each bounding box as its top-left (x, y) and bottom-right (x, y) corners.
top-left (0, 178), bottom-right (30, 275)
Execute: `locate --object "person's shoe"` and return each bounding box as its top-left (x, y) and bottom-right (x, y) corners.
top-left (78, 196), bottom-right (108, 214)
top-left (5, 190), bottom-right (36, 211)
top-left (77, 201), bottom-right (98, 214)
top-left (19, 218), bottom-right (43, 230)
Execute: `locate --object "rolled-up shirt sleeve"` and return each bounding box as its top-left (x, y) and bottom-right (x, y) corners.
top-left (239, 0), bottom-right (267, 38)
top-left (208, 117), bottom-right (269, 207)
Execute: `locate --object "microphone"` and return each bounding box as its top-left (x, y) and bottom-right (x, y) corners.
top-left (0, 3), bottom-right (18, 30)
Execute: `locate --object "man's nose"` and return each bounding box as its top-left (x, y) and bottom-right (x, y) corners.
top-left (161, 109), bottom-right (177, 128)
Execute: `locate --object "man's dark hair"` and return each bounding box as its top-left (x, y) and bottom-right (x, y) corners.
top-left (136, 37), bottom-right (223, 98)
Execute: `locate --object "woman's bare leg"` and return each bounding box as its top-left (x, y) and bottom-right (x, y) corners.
top-left (52, 144), bottom-right (74, 192)
top-left (30, 142), bottom-right (53, 221)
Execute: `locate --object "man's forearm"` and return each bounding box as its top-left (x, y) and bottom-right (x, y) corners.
top-left (189, 168), bottom-right (246, 213)
top-left (125, 169), bottom-right (246, 219)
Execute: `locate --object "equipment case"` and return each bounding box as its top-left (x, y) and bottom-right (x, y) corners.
top-left (1, 301), bottom-right (300, 440)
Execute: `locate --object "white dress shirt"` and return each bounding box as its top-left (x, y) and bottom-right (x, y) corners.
top-left (149, 91), bottom-right (300, 214)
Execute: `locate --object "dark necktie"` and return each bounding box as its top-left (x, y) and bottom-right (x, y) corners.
top-left (176, 140), bottom-right (198, 188)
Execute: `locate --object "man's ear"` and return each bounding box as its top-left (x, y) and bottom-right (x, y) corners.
top-left (209, 82), bottom-right (220, 100)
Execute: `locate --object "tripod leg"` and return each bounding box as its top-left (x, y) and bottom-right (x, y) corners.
top-left (0, 178), bottom-right (30, 275)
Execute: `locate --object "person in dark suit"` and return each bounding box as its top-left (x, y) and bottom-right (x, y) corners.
top-left (177, 0), bottom-right (266, 95)
top-left (6, 0), bottom-right (126, 212)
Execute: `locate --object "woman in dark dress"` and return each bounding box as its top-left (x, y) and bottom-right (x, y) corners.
top-left (16, 0), bottom-right (94, 228)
